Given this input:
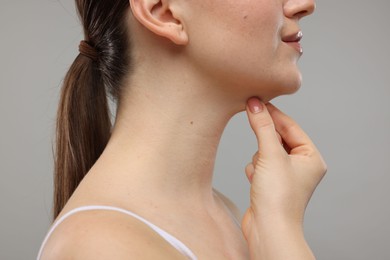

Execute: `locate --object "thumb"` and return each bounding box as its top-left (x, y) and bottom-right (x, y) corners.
top-left (246, 97), bottom-right (283, 158)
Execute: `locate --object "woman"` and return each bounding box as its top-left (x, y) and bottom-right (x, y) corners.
top-left (38, 0), bottom-right (326, 259)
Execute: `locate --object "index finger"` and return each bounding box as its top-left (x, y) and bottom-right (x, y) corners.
top-left (246, 98), bottom-right (285, 159)
top-left (266, 103), bottom-right (317, 155)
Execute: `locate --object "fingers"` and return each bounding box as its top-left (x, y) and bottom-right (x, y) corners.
top-left (266, 103), bottom-right (316, 155)
top-left (246, 97), bottom-right (284, 158)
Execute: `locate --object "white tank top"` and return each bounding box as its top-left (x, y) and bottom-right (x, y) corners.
top-left (37, 205), bottom-right (197, 260)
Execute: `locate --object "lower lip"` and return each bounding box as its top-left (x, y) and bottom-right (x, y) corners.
top-left (284, 42), bottom-right (303, 54)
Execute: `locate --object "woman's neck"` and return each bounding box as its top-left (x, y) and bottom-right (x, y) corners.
top-left (89, 63), bottom-right (245, 208)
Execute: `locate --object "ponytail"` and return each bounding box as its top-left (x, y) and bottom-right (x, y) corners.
top-left (53, 55), bottom-right (111, 218)
top-left (53, 0), bottom-right (131, 219)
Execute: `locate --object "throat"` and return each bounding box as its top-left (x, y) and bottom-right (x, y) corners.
top-left (92, 114), bottom-right (232, 205)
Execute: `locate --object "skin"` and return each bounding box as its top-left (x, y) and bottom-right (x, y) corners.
top-left (41, 0), bottom-right (325, 259)
top-left (244, 99), bottom-right (326, 259)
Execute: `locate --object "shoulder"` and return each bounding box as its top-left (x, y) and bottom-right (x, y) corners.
top-left (40, 208), bottom-right (186, 260)
top-left (213, 188), bottom-right (242, 222)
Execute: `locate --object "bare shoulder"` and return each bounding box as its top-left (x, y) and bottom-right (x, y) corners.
top-left (213, 188), bottom-right (242, 222)
top-left (40, 209), bottom-right (186, 260)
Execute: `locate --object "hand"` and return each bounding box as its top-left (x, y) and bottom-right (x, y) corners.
top-left (241, 97), bottom-right (327, 259)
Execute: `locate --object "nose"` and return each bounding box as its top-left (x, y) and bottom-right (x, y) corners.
top-left (284, 0), bottom-right (316, 19)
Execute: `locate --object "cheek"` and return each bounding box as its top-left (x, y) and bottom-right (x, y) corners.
top-left (186, 1), bottom-right (286, 94)
top-left (242, 2), bottom-right (284, 64)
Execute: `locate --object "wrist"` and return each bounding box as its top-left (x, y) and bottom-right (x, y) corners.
top-left (244, 213), bottom-right (314, 260)
top-left (247, 214), bottom-right (304, 243)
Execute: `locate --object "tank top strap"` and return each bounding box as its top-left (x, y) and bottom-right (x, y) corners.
top-left (37, 205), bottom-right (197, 260)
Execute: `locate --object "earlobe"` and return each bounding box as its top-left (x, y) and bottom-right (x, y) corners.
top-left (129, 0), bottom-right (188, 45)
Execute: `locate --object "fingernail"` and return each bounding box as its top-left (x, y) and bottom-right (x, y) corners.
top-left (248, 98), bottom-right (263, 114)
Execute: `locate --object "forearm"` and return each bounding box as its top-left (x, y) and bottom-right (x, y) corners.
top-left (246, 217), bottom-right (315, 260)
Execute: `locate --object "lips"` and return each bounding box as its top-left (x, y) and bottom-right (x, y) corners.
top-left (282, 31), bottom-right (303, 54)
top-left (282, 31), bottom-right (303, 43)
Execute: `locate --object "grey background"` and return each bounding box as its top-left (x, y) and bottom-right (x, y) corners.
top-left (1, 0), bottom-right (389, 259)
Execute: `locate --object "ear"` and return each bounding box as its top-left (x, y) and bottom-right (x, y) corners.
top-left (129, 0), bottom-right (189, 45)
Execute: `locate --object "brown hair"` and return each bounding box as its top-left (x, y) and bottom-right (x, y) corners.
top-left (54, 0), bottom-right (131, 218)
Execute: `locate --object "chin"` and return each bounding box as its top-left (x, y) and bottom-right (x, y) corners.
top-left (282, 77), bottom-right (302, 94)
top-left (258, 72), bottom-right (303, 103)
top-left (277, 69), bottom-right (303, 94)
top-left (231, 68), bottom-right (303, 109)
